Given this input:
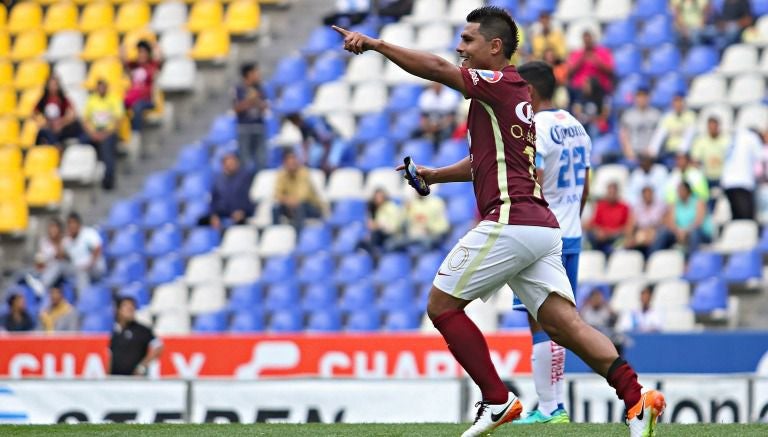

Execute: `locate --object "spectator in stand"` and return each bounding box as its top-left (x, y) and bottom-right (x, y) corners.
top-left (81, 80), bottom-right (123, 190)
top-left (285, 113), bottom-right (347, 172)
top-left (619, 88), bottom-right (662, 162)
top-left (566, 31), bottom-right (615, 100)
top-left (399, 195), bottom-right (449, 250)
top-left (664, 152), bottom-right (709, 204)
top-left (703, 0), bottom-right (754, 51)
top-left (671, 0), bottom-right (710, 49)
top-left (579, 288), bottom-right (623, 354)
top-left (362, 188), bottom-right (404, 254)
top-left (626, 186), bottom-right (667, 256)
top-left (38, 279), bottom-right (79, 332)
top-left (583, 182), bottom-right (632, 255)
top-left (34, 75), bottom-right (81, 147)
top-left (233, 63), bottom-right (268, 170)
top-left (123, 40), bottom-right (161, 138)
top-left (62, 212), bottom-right (106, 295)
top-left (541, 48), bottom-right (571, 109)
top-left (618, 287), bottom-right (663, 333)
top-left (0, 293), bottom-right (35, 332)
top-left (272, 151), bottom-right (323, 231)
top-left (691, 116), bottom-right (729, 189)
top-left (720, 128), bottom-right (764, 220)
top-left (572, 77), bottom-right (611, 138)
top-left (110, 297), bottom-right (163, 376)
top-left (626, 154), bottom-right (668, 205)
top-left (649, 94), bottom-right (697, 166)
top-left (200, 151), bottom-right (255, 230)
top-left (651, 181), bottom-right (712, 254)
top-left (418, 82), bottom-right (461, 148)
top-left (37, 218), bottom-right (67, 289)
top-left (530, 11), bottom-right (567, 61)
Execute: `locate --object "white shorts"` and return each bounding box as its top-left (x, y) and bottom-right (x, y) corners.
top-left (433, 221), bottom-right (575, 320)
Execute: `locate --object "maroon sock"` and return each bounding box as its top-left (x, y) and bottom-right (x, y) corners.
top-left (433, 309), bottom-right (508, 404)
top-left (606, 358), bottom-right (642, 410)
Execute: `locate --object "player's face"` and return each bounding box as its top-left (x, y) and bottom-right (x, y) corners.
top-left (457, 23), bottom-right (493, 70)
top-left (118, 301), bottom-right (136, 322)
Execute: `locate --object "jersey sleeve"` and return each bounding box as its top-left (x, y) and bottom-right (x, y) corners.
top-left (583, 132), bottom-right (593, 169)
top-left (459, 67), bottom-right (505, 105)
top-left (535, 121), bottom-right (549, 171)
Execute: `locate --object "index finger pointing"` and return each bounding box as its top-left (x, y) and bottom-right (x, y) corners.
top-left (331, 25), bottom-right (350, 37)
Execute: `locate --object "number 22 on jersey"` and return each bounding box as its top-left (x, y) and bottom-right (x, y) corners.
top-left (557, 146), bottom-right (586, 189)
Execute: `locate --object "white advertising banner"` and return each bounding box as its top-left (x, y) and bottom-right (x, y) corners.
top-left (191, 379), bottom-right (462, 423)
top-left (0, 380), bottom-right (187, 424)
top-left (751, 378), bottom-right (768, 423)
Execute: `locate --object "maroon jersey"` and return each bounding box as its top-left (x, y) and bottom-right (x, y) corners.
top-left (459, 65), bottom-right (559, 228)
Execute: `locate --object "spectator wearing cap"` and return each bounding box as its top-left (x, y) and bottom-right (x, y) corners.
top-left (272, 151), bottom-right (324, 231)
top-left (39, 279), bottom-right (79, 332)
top-left (690, 116), bottom-right (729, 189)
top-left (233, 63), bottom-right (268, 170)
top-left (81, 79), bottom-right (123, 190)
top-left (110, 297), bottom-right (163, 376)
top-left (566, 31), bottom-right (615, 100)
top-left (0, 293), bottom-right (36, 332)
top-left (649, 93), bottom-right (697, 166)
top-left (620, 88), bottom-right (662, 162)
top-left (201, 151), bottom-right (255, 230)
top-left (62, 212), bottom-right (106, 295)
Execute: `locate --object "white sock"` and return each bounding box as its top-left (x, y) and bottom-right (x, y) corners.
top-left (552, 341), bottom-right (566, 410)
top-left (532, 340), bottom-right (558, 414)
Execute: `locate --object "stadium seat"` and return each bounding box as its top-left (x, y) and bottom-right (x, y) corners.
top-left (272, 81), bottom-right (312, 114)
top-left (340, 280), bottom-right (376, 312)
top-left (219, 225), bottom-right (259, 256)
top-left (180, 226), bottom-right (218, 257)
top-left (0, 146), bottom-right (21, 172)
top-left (145, 226), bottom-right (182, 258)
top-left (307, 52), bottom-right (344, 86)
top-left (269, 308), bottom-right (303, 332)
top-left (303, 284), bottom-right (338, 311)
top-left (79, 1), bottom-right (113, 32)
top-left (11, 29), bottom-right (46, 61)
top-left (307, 309), bottom-right (342, 332)
top-left (380, 22), bottom-right (415, 48)
top-left (295, 224), bottom-right (332, 256)
top-left (610, 279), bottom-right (647, 312)
top-left (230, 311), bottom-right (264, 332)
top-left (149, 281), bottom-right (187, 314)
top-left (346, 308), bottom-right (381, 331)
top-left (43, 2), bottom-right (77, 34)
top-left (728, 74), bottom-right (764, 107)
top-left (736, 104), bottom-right (768, 132)
top-left (713, 220), bottom-right (758, 253)
top-left (334, 252), bottom-right (374, 285)
top-left (591, 164), bottom-right (629, 198)
top-left (187, 0), bottom-right (223, 32)
top-left (363, 167), bottom-right (404, 200)
top-left (331, 221), bottom-right (366, 255)
top-left (447, 0), bottom-right (483, 24)
top-left (119, 282), bottom-right (150, 308)
top-left (0, 172), bottom-right (23, 201)
top-left (681, 45), bottom-right (718, 77)
top-left (613, 45), bottom-right (642, 79)
top-left (631, 0), bottom-right (668, 19)
top-left (115, 1), bottom-right (150, 33)
top-left (154, 313), bottom-right (191, 335)
top-left (227, 282), bottom-right (263, 311)
top-left (260, 255), bottom-right (296, 285)
top-left (555, 0), bottom-right (592, 22)
top-left (415, 22), bottom-right (453, 52)
top-left (690, 277), bottom-right (728, 314)
top-left (58, 144), bottom-right (100, 185)
top-left (722, 250), bottom-right (762, 283)
top-left (565, 18), bottom-right (602, 51)
top-left (271, 55), bottom-right (307, 87)
top-left (645, 249), bottom-right (684, 282)
top-left (357, 140), bottom-right (396, 174)
top-left (108, 226), bottom-right (145, 258)
top-left (47, 31), bottom-right (84, 62)
top-left (309, 82), bottom-right (350, 115)
top-left (373, 253), bottom-right (411, 284)
top-left (151, 1), bottom-right (187, 32)
top-left (84, 57), bottom-right (124, 94)
top-left (383, 309), bottom-right (420, 331)
top-left (26, 172), bottom-right (63, 208)
top-left (400, 139), bottom-right (434, 168)
top-left (25, 147), bottom-right (61, 177)
top-left (121, 28), bottom-right (157, 62)
top-left (385, 84), bottom-right (423, 113)
top-left (326, 113), bottom-right (355, 141)
top-left (77, 285), bottom-right (113, 314)
top-left (15, 87), bottom-right (43, 119)
top-left (176, 171), bottom-right (212, 202)
top-left (142, 199), bottom-right (178, 229)
top-left (0, 88), bottom-right (16, 118)
top-left (106, 199), bottom-right (142, 229)
top-left (224, 0), bottom-right (261, 36)
top-left (644, 44), bottom-right (679, 77)
top-left (190, 27), bottom-right (230, 61)
top-left (81, 29), bottom-right (119, 61)
top-left (327, 199), bottom-right (367, 228)
top-left (193, 311), bottom-right (227, 332)
top-left (326, 168), bottom-right (364, 201)
top-left (223, 254), bottom-right (261, 286)
top-left (174, 145), bottom-right (208, 174)
top-left (0, 62), bottom-right (9, 87)
top-left (189, 284), bottom-right (227, 315)
top-left (141, 170), bottom-right (177, 200)
top-left (500, 309), bottom-right (529, 329)
top-left (159, 28), bottom-right (193, 60)
top-left (258, 225), bottom-right (296, 257)
top-left (446, 195), bottom-right (477, 226)
top-left (405, 0), bottom-right (447, 25)
top-left (81, 312), bottom-right (113, 333)
top-left (379, 280), bottom-right (415, 311)
top-left (7, 1), bottom-right (42, 34)
top-left (595, 0), bottom-right (631, 22)
top-left (106, 254), bottom-right (146, 287)
top-left (686, 73), bottom-right (726, 108)
top-left (600, 18), bottom-right (635, 49)
top-left (344, 52), bottom-right (384, 84)
top-left (719, 44), bottom-right (758, 76)
top-left (353, 113), bottom-right (390, 145)
top-left (651, 279), bottom-right (691, 310)
top-left (302, 26), bottom-right (343, 56)
top-left (147, 254), bottom-right (185, 286)
top-left (410, 251), bottom-right (443, 284)
top-left (684, 251), bottom-right (723, 282)
top-left (578, 250), bottom-right (607, 284)
top-left (650, 72), bottom-right (686, 108)
top-left (0, 117), bottom-right (19, 146)
top-left (297, 252), bottom-right (334, 284)
top-left (350, 82), bottom-right (387, 115)
top-left (184, 252), bottom-right (223, 286)
top-left (0, 30), bottom-right (7, 60)
top-left (264, 282), bottom-right (300, 311)
top-left (604, 250), bottom-right (644, 283)
top-left (179, 199), bottom-right (209, 229)
top-left (0, 199), bottom-right (28, 235)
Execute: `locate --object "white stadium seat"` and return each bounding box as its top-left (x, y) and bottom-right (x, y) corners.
top-left (652, 279), bottom-right (690, 310)
top-left (578, 250), bottom-right (607, 284)
top-left (384, 59), bottom-right (428, 85)
top-left (604, 250), bottom-right (645, 283)
top-left (686, 73), bottom-right (727, 108)
top-left (46, 31), bottom-right (83, 61)
top-left (66, 87), bottom-right (88, 116)
top-left (713, 219), bottom-right (758, 253)
top-left (404, 0), bottom-right (447, 25)
top-left (415, 23), bottom-right (453, 52)
top-left (54, 59), bottom-right (86, 91)
top-left (718, 44), bottom-right (759, 76)
top-left (154, 312), bottom-right (191, 335)
top-left (223, 254), bottom-right (261, 286)
top-left (696, 103), bottom-right (734, 134)
top-left (326, 167), bottom-right (365, 200)
top-left (712, 194), bottom-right (732, 227)
top-left (595, 0), bottom-right (631, 22)
top-left (645, 249), bottom-right (684, 282)
top-left (728, 74), bottom-right (765, 107)
top-left (251, 200), bottom-right (274, 229)
top-left (760, 49), bottom-right (768, 73)
top-left (736, 104), bottom-right (768, 132)
top-left (248, 169), bottom-right (276, 203)
top-left (662, 308), bottom-right (696, 332)
top-left (219, 225), bottom-right (259, 256)
top-left (326, 112), bottom-right (356, 140)
top-left (379, 23), bottom-right (415, 48)
top-left (158, 57), bottom-right (196, 92)
top-left (344, 52), bottom-right (384, 84)
top-left (150, 281), bottom-right (188, 314)
top-left (309, 82), bottom-right (351, 114)
top-left (556, 0), bottom-right (595, 23)
top-left (448, 0), bottom-right (482, 25)
top-left (364, 168), bottom-right (404, 199)
top-left (350, 82), bottom-right (387, 115)
top-left (188, 283), bottom-right (227, 315)
top-left (160, 29), bottom-right (193, 59)
top-left (271, 120), bottom-right (303, 146)
top-left (753, 15), bottom-right (768, 47)
top-left (565, 18), bottom-right (602, 51)
top-left (59, 144), bottom-right (104, 185)
top-left (150, 1), bottom-right (188, 33)
top-left (258, 224), bottom-right (296, 257)
top-left (591, 163), bottom-right (629, 199)
top-left (184, 253), bottom-right (223, 286)
top-left (610, 279), bottom-right (647, 312)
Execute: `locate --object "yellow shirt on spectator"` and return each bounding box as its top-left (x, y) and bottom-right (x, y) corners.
top-left (85, 93), bottom-right (124, 131)
top-left (659, 110), bottom-right (696, 153)
top-left (531, 27), bottom-right (567, 60)
top-left (691, 134), bottom-right (730, 181)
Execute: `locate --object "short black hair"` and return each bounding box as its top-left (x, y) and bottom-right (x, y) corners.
top-left (241, 63), bottom-right (258, 78)
top-left (137, 40), bottom-right (152, 54)
top-left (518, 61), bottom-right (556, 100)
top-left (466, 6), bottom-right (519, 59)
top-left (116, 296), bottom-right (137, 309)
top-left (679, 180), bottom-right (692, 194)
top-left (7, 293), bottom-right (21, 307)
top-left (67, 212), bottom-right (81, 223)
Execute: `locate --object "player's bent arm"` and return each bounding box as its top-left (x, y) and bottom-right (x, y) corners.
top-left (430, 156), bottom-right (473, 184)
top-left (374, 41), bottom-right (467, 95)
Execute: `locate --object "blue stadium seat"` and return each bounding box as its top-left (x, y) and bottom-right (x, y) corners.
top-left (500, 310), bottom-right (529, 329)
top-left (399, 139), bottom-right (434, 168)
top-left (681, 45), bottom-right (718, 77)
top-left (349, 21), bottom-right (379, 39)
top-left (378, 279), bottom-right (415, 311)
top-left (106, 255), bottom-right (146, 287)
top-left (176, 170), bottom-right (213, 201)
top-left (590, 134), bottom-right (621, 164)
top-left (142, 199), bottom-right (178, 229)
top-left (340, 281), bottom-right (375, 311)
top-left (754, 0), bottom-right (768, 16)
top-left (638, 15), bottom-right (673, 48)
top-left (302, 26), bottom-right (343, 55)
top-left (328, 199), bottom-right (367, 228)
top-left (683, 251), bottom-right (723, 282)
top-left (334, 252), bottom-right (374, 285)
top-left (651, 73), bottom-right (686, 108)
top-left (230, 311), bottom-right (265, 332)
top-left (77, 285), bottom-right (113, 314)
top-left (174, 144), bottom-right (209, 174)
top-left (447, 194), bottom-right (478, 225)
top-left (306, 309), bottom-right (342, 332)
top-left (357, 138), bottom-right (395, 172)
top-left (602, 19), bottom-right (636, 49)
top-left (107, 226), bottom-right (144, 258)
top-left (227, 282), bottom-right (263, 311)
top-left (146, 254), bottom-right (184, 286)
top-left (353, 113), bottom-right (390, 144)
top-left (265, 282), bottom-right (301, 311)
top-left (690, 277), bottom-right (728, 314)
top-left (632, 0), bottom-right (669, 19)
top-left (298, 252), bottom-right (335, 284)
top-left (411, 251), bottom-right (444, 283)
top-left (295, 224), bottom-right (332, 256)
top-left (332, 221), bottom-right (367, 254)
top-left (270, 55), bottom-right (307, 87)
top-left (261, 255), bottom-right (297, 285)
top-left (759, 227), bottom-right (768, 253)
top-left (434, 139), bottom-right (468, 168)
top-left (346, 308), bottom-right (381, 331)
top-left (193, 312), bottom-right (227, 333)
top-left (644, 44), bottom-right (680, 77)
top-left (269, 308), bottom-right (304, 332)
top-left (141, 171), bottom-right (176, 200)
top-left (389, 108), bottom-right (423, 143)
top-left (119, 282), bottom-right (150, 308)
top-left (373, 253), bottom-right (411, 284)
top-left (80, 311), bottom-right (113, 332)
top-left (613, 74), bottom-right (646, 110)
top-left (179, 199), bottom-right (210, 228)
top-left (145, 226), bottom-right (182, 258)
top-left (722, 250), bottom-right (762, 283)
top-left (181, 227), bottom-right (220, 257)
top-left (307, 53), bottom-right (344, 86)
top-left (303, 283), bottom-right (338, 310)
top-left (613, 45), bottom-right (642, 79)
top-left (488, 0), bottom-right (519, 13)
top-left (205, 114), bottom-right (237, 146)
top-left (383, 309), bottom-right (419, 331)
top-left (438, 180), bottom-right (474, 199)
top-left (386, 84), bottom-right (423, 113)
top-left (106, 199), bottom-right (142, 229)
top-left (273, 82), bottom-right (312, 114)
top-left (576, 283), bottom-right (611, 309)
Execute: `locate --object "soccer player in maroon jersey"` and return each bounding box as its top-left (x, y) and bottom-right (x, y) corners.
top-left (334, 6), bottom-right (664, 436)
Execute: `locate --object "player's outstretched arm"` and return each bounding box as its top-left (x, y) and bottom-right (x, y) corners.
top-left (332, 25), bottom-right (466, 95)
top-left (396, 156), bottom-right (472, 185)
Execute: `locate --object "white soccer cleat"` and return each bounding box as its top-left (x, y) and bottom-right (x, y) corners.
top-left (627, 389), bottom-right (666, 437)
top-left (461, 392), bottom-right (522, 437)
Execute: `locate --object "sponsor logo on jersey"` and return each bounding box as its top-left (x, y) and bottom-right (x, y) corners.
top-left (550, 124), bottom-right (587, 145)
top-left (476, 69), bottom-right (503, 83)
top-left (515, 101), bottom-right (534, 125)
top-left (468, 69), bottom-right (480, 85)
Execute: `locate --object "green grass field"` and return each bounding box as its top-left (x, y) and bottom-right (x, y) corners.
top-left (1, 423), bottom-right (767, 436)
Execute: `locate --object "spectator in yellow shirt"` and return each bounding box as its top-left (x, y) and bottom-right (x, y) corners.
top-left (403, 195), bottom-right (449, 250)
top-left (530, 11), bottom-right (567, 60)
top-left (82, 80), bottom-right (124, 190)
top-left (649, 94), bottom-right (697, 164)
top-left (272, 151), bottom-right (324, 231)
top-left (691, 116), bottom-right (730, 187)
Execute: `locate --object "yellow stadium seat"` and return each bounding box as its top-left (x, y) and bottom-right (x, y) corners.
top-left (0, 4), bottom-right (6, 28)
top-left (115, 1), bottom-right (150, 33)
top-left (84, 57), bottom-right (126, 94)
top-left (0, 31), bottom-right (8, 59)
top-left (82, 29), bottom-right (120, 61)
top-left (14, 59), bottom-right (50, 91)
top-left (11, 29), bottom-right (47, 61)
top-left (0, 172), bottom-right (24, 201)
top-left (0, 199), bottom-right (29, 235)
top-left (26, 172), bottom-right (63, 208)
top-left (43, 1), bottom-right (79, 34)
top-left (190, 27), bottom-right (230, 61)
top-left (7, 2), bottom-right (42, 35)
top-left (0, 116), bottom-right (20, 145)
top-left (0, 88), bottom-right (17, 116)
top-left (16, 87), bottom-right (43, 118)
top-left (225, 0), bottom-right (261, 36)
top-left (188, 0), bottom-right (224, 33)
top-left (122, 28), bottom-right (157, 62)
top-left (144, 87), bottom-right (165, 123)
top-left (80, 1), bottom-right (114, 33)
top-left (0, 146), bottom-right (22, 171)
top-left (24, 145), bottom-right (60, 177)
top-left (19, 119), bottom-right (40, 149)
top-left (0, 62), bottom-right (12, 87)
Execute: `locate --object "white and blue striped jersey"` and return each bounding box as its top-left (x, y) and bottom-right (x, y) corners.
top-left (534, 109), bottom-right (591, 251)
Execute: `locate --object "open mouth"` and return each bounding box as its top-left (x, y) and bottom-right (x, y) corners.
top-left (459, 55), bottom-right (469, 67)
